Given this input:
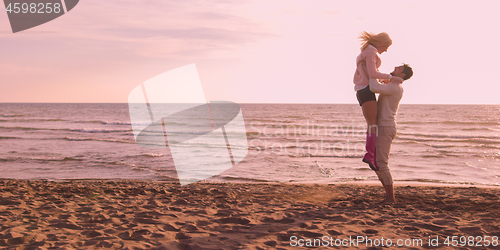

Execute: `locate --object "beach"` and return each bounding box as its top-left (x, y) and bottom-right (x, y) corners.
top-left (1, 180), bottom-right (499, 249)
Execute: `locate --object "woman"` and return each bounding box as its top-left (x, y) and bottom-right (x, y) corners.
top-left (353, 31), bottom-right (403, 170)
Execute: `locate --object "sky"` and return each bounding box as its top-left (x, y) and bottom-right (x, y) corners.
top-left (1, 0), bottom-right (500, 104)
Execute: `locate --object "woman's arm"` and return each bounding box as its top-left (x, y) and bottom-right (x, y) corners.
top-left (365, 49), bottom-right (392, 80)
top-left (369, 78), bottom-right (399, 95)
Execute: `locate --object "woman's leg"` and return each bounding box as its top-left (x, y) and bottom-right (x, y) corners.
top-left (361, 100), bottom-right (377, 135)
top-left (361, 100), bottom-right (378, 170)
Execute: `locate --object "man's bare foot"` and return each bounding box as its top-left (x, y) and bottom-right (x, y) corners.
top-left (382, 198), bottom-right (395, 204)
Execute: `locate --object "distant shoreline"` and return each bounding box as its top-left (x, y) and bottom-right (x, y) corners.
top-left (1, 178), bottom-right (498, 188)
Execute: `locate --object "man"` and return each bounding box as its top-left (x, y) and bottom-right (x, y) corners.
top-left (369, 64), bottom-right (413, 204)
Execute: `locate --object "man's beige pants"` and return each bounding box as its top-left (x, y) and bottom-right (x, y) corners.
top-left (375, 126), bottom-right (397, 185)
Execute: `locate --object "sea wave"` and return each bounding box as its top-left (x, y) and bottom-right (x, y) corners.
top-left (72, 120), bottom-right (131, 126)
top-left (71, 128), bottom-right (131, 133)
top-left (63, 137), bottom-right (133, 144)
top-left (140, 153), bottom-right (164, 158)
top-left (398, 178), bottom-right (500, 187)
top-left (0, 156), bottom-right (83, 162)
top-left (398, 132), bottom-right (500, 140)
top-left (0, 136), bottom-right (22, 140)
top-left (397, 136), bottom-right (500, 145)
top-left (288, 153), bottom-right (364, 158)
top-left (0, 126), bottom-right (131, 133)
top-left (440, 121), bottom-right (500, 126)
top-left (220, 176), bottom-right (272, 183)
top-left (0, 118), bottom-right (66, 122)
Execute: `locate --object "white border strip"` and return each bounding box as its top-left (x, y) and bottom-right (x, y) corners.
top-left (60, 0), bottom-right (68, 13)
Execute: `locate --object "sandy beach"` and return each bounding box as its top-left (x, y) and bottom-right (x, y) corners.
top-left (0, 180), bottom-right (499, 249)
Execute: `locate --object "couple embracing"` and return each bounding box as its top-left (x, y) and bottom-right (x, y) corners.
top-left (353, 31), bottom-right (413, 204)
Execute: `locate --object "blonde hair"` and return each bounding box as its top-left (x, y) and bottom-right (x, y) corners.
top-left (359, 31), bottom-right (392, 51)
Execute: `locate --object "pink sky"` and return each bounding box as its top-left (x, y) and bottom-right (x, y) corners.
top-left (1, 0), bottom-right (499, 104)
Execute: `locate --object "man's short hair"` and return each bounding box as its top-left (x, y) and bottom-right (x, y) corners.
top-left (402, 64), bottom-right (413, 80)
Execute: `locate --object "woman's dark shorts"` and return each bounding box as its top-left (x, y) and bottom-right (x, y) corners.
top-left (356, 85), bottom-right (376, 106)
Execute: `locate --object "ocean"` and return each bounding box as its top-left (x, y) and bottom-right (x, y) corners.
top-left (1, 103), bottom-right (499, 186)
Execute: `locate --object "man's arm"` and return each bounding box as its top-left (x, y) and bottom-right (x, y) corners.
top-left (369, 78), bottom-right (400, 95)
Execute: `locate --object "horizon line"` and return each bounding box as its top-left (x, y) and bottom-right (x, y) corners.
top-left (1, 102), bottom-right (499, 105)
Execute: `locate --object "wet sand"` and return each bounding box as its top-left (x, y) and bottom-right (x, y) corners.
top-left (0, 180), bottom-right (499, 249)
